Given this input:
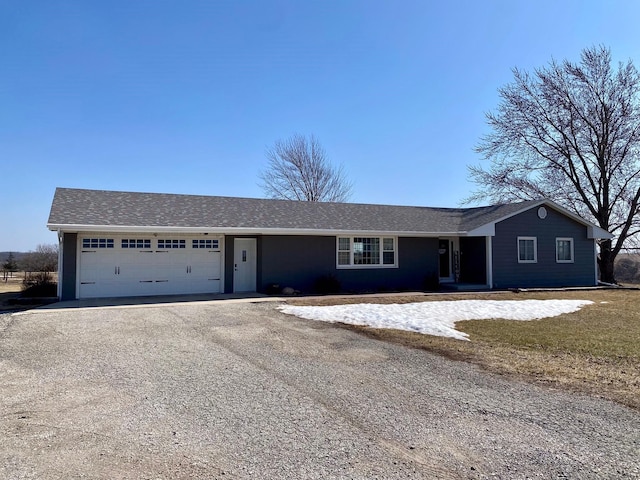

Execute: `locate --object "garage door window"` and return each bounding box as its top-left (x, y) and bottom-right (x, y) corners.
top-left (158, 239), bottom-right (186, 249)
top-left (122, 239), bottom-right (151, 249)
top-left (82, 238), bottom-right (114, 249)
top-left (192, 239), bottom-right (219, 250)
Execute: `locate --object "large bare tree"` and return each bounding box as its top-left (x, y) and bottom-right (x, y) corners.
top-left (259, 134), bottom-right (353, 202)
top-left (468, 46), bottom-right (640, 283)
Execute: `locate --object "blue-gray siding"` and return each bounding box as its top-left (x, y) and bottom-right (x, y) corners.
top-left (61, 233), bottom-right (77, 300)
top-left (227, 235), bottom-right (439, 294)
top-left (492, 206), bottom-right (596, 288)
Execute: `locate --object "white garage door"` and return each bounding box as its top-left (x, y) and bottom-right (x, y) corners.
top-left (78, 236), bottom-right (223, 298)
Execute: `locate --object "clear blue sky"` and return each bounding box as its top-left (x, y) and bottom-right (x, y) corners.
top-left (2, 0), bottom-right (639, 252)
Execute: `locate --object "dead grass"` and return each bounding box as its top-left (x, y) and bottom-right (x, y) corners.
top-left (288, 289), bottom-right (640, 410)
top-left (0, 273), bottom-right (25, 294)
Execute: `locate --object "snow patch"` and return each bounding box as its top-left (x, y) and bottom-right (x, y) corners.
top-left (280, 299), bottom-right (593, 341)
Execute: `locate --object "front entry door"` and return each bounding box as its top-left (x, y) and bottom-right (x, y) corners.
top-left (439, 239), bottom-right (451, 281)
top-left (233, 238), bottom-right (257, 292)
top-left (439, 238), bottom-right (460, 283)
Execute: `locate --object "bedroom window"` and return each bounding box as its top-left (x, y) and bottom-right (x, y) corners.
top-left (517, 237), bottom-right (537, 263)
top-left (337, 236), bottom-right (397, 268)
top-left (556, 238), bottom-right (574, 263)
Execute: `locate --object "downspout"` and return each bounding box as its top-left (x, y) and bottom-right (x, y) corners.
top-left (486, 236), bottom-right (493, 288)
top-left (594, 238), bottom-right (599, 286)
top-left (57, 230), bottom-right (63, 299)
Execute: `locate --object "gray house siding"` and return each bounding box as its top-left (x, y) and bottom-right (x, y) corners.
top-left (492, 207), bottom-right (596, 288)
top-left (61, 232), bottom-right (77, 301)
top-left (257, 235), bottom-right (439, 294)
top-left (460, 237), bottom-right (486, 283)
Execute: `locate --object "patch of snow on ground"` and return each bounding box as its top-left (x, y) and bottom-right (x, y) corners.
top-left (280, 299), bottom-right (593, 341)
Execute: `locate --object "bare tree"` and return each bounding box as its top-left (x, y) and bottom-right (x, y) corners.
top-left (467, 46), bottom-right (640, 283)
top-left (259, 134), bottom-right (353, 202)
top-left (21, 243), bottom-right (58, 287)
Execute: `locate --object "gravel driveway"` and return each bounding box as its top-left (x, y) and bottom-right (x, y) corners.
top-left (1, 301), bottom-right (638, 479)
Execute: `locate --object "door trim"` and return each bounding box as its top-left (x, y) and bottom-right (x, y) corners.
top-left (233, 238), bottom-right (257, 293)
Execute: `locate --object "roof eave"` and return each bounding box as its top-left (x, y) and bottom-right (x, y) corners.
top-left (47, 223), bottom-right (465, 238)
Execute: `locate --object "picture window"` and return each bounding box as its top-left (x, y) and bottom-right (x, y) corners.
top-left (337, 236), bottom-right (397, 268)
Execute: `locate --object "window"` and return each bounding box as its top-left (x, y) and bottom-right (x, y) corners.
top-left (82, 238), bottom-right (114, 249)
top-left (192, 239), bottom-right (219, 250)
top-left (122, 239), bottom-right (151, 249)
top-left (517, 237), bottom-right (537, 263)
top-left (158, 239), bottom-right (186, 249)
top-left (337, 236), bottom-right (397, 267)
top-left (556, 238), bottom-right (574, 263)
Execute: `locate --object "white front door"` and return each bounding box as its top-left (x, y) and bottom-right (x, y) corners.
top-left (233, 238), bottom-right (257, 292)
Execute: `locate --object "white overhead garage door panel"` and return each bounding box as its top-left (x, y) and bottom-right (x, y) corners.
top-left (78, 235), bottom-right (223, 299)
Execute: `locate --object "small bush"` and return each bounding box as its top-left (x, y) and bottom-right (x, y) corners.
top-left (22, 272), bottom-right (57, 297)
top-left (314, 274), bottom-right (341, 294)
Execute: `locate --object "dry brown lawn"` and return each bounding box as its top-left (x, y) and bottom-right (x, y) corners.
top-left (0, 273), bottom-right (25, 293)
top-left (289, 289), bottom-right (640, 410)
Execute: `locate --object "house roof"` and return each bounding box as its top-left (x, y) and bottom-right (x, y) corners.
top-left (47, 187), bottom-right (611, 238)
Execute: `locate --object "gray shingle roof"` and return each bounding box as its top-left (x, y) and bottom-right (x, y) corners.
top-left (47, 187), bottom-right (542, 235)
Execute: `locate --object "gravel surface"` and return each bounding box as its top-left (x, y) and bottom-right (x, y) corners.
top-left (0, 302), bottom-right (639, 479)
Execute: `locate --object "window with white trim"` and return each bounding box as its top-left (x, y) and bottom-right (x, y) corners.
top-left (337, 236), bottom-right (397, 267)
top-left (517, 237), bottom-right (537, 263)
top-left (556, 238), bottom-right (574, 263)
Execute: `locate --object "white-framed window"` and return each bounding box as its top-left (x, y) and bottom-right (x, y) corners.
top-left (336, 236), bottom-right (397, 268)
top-left (517, 237), bottom-right (537, 263)
top-left (556, 237), bottom-right (574, 263)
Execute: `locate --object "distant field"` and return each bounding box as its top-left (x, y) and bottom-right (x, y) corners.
top-left (290, 289), bottom-right (640, 410)
top-left (0, 272), bottom-right (25, 294)
top-left (0, 272), bottom-right (58, 294)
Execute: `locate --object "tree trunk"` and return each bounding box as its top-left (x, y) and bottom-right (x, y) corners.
top-left (598, 239), bottom-right (616, 284)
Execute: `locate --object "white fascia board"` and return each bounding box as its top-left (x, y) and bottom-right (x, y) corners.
top-left (47, 223), bottom-right (464, 238)
top-left (464, 224), bottom-right (495, 237)
top-left (587, 225), bottom-right (614, 239)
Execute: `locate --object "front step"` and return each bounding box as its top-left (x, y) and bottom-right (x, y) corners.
top-left (439, 283), bottom-right (490, 292)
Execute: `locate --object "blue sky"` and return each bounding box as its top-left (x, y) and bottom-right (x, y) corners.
top-left (2, 0), bottom-right (639, 252)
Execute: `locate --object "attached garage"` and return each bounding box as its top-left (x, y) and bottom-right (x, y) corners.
top-left (77, 235), bottom-right (223, 298)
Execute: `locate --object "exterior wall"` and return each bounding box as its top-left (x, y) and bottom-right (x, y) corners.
top-left (492, 206), bottom-right (596, 288)
top-left (259, 235), bottom-right (439, 293)
top-left (61, 232), bottom-right (78, 300)
top-left (459, 237), bottom-right (486, 283)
